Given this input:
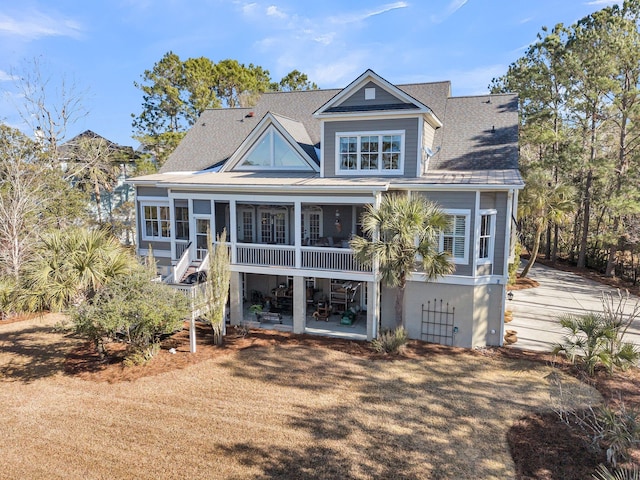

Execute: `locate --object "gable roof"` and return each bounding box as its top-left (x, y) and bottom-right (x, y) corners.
top-left (156, 70), bottom-right (519, 186)
top-left (220, 112), bottom-right (318, 172)
top-left (313, 69), bottom-right (442, 128)
top-left (161, 89), bottom-right (338, 173)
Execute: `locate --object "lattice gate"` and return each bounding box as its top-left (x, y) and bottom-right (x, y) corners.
top-left (421, 299), bottom-right (455, 346)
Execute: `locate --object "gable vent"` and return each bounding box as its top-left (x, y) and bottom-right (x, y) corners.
top-left (365, 87), bottom-right (376, 100)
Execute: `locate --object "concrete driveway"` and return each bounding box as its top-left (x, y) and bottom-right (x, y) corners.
top-left (506, 262), bottom-right (640, 352)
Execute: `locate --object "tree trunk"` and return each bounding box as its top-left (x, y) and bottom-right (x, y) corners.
top-left (395, 283), bottom-right (405, 329)
top-left (521, 225), bottom-right (544, 278)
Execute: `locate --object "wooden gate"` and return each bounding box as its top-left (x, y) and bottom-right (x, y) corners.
top-left (421, 299), bottom-right (455, 346)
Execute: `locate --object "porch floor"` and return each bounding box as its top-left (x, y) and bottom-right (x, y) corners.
top-left (241, 304), bottom-right (367, 340)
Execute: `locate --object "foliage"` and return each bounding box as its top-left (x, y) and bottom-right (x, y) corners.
top-left (492, 1), bottom-right (640, 274)
top-left (72, 267), bottom-right (188, 359)
top-left (553, 290), bottom-right (640, 375)
top-left (132, 53), bottom-right (317, 164)
top-left (19, 227), bottom-right (136, 312)
top-left (518, 168), bottom-right (575, 277)
top-left (371, 327), bottom-right (408, 354)
top-left (278, 70), bottom-right (318, 91)
top-left (350, 194), bottom-right (454, 327)
top-left (508, 242), bottom-right (522, 285)
top-left (594, 464), bottom-right (640, 480)
top-left (200, 230), bottom-right (230, 346)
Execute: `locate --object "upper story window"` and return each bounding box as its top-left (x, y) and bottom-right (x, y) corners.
top-left (478, 209), bottom-right (497, 264)
top-left (440, 210), bottom-right (470, 264)
top-left (236, 129), bottom-right (310, 170)
top-left (142, 202), bottom-right (170, 241)
top-left (336, 131), bottom-right (404, 175)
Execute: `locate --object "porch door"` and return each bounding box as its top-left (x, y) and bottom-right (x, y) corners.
top-left (195, 218), bottom-right (210, 260)
top-left (260, 210), bottom-right (287, 244)
top-left (301, 209), bottom-right (321, 245)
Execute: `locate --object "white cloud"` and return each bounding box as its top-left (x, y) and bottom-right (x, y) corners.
top-left (0, 70), bottom-right (17, 82)
top-left (0, 9), bottom-right (82, 40)
top-left (431, 0), bottom-right (468, 24)
top-left (242, 2), bottom-right (258, 15)
top-left (266, 5), bottom-right (288, 19)
top-left (585, 0), bottom-right (621, 5)
top-left (329, 1), bottom-right (408, 25)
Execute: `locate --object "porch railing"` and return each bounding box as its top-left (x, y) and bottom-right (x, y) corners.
top-left (301, 246), bottom-right (371, 273)
top-left (236, 244), bottom-right (295, 268)
top-left (175, 240), bottom-right (189, 260)
top-left (233, 244), bottom-right (371, 273)
top-left (172, 242), bottom-right (192, 284)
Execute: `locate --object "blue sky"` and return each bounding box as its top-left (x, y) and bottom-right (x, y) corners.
top-left (0, 0), bottom-right (621, 147)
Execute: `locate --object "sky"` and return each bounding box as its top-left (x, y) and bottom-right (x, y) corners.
top-left (0, 0), bottom-right (623, 147)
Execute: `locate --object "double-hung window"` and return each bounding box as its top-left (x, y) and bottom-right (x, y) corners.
top-left (142, 203), bottom-right (171, 240)
top-left (336, 131), bottom-right (403, 174)
top-left (440, 210), bottom-right (470, 264)
top-left (478, 209), bottom-right (497, 264)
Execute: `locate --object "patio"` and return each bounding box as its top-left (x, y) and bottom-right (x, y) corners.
top-left (241, 303), bottom-right (367, 340)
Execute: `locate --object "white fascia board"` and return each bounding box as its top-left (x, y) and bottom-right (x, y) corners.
top-left (313, 69), bottom-right (435, 117)
top-left (390, 183), bottom-right (525, 191)
top-left (407, 273), bottom-right (508, 286)
top-left (221, 112), bottom-right (319, 173)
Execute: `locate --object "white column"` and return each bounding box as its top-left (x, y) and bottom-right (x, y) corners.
top-left (169, 196), bottom-right (176, 261)
top-left (366, 280), bottom-right (379, 341)
top-left (294, 201), bottom-right (302, 268)
top-left (292, 275), bottom-right (305, 334)
top-left (229, 271), bottom-right (242, 325)
top-left (229, 200), bottom-right (238, 264)
top-left (188, 199), bottom-right (195, 262)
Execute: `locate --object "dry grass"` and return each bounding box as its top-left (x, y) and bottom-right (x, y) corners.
top-left (0, 315), bottom-right (602, 480)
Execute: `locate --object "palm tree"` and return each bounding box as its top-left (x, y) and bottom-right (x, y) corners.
top-left (20, 227), bottom-right (135, 312)
top-left (519, 169), bottom-right (575, 278)
top-left (350, 194), bottom-right (455, 328)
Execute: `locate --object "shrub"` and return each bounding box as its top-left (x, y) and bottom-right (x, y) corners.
top-left (73, 267), bottom-right (189, 360)
top-left (371, 327), bottom-right (408, 354)
top-left (593, 464), bottom-right (640, 479)
top-left (553, 290), bottom-right (640, 375)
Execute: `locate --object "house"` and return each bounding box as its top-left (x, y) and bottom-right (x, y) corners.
top-left (129, 69), bottom-right (522, 348)
top-left (59, 130), bottom-right (138, 241)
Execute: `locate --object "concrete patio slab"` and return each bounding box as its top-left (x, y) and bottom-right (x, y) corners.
top-left (506, 262), bottom-right (640, 352)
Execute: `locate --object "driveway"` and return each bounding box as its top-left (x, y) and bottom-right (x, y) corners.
top-left (506, 261), bottom-right (640, 352)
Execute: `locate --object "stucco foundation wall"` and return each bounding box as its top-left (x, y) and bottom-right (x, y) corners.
top-left (381, 281), bottom-right (504, 348)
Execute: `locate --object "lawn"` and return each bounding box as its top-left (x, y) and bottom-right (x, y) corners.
top-left (0, 315), bottom-right (603, 479)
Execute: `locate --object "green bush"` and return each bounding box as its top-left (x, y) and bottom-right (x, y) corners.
top-left (72, 267), bottom-right (189, 360)
top-left (371, 327), bottom-right (408, 354)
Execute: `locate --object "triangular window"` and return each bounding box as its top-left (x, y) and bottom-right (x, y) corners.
top-left (235, 129), bottom-right (311, 170)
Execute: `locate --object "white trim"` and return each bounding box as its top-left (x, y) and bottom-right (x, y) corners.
top-left (439, 209), bottom-right (471, 265)
top-left (319, 121), bottom-right (325, 178)
top-left (140, 201), bottom-right (171, 242)
top-left (408, 272), bottom-right (505, 286)
top-left (313, 69), bottom-right (442, 128)
top-left (221, 113), bottom-right (319, 173)
top-left (169, 193), bottom-right (377, 204)
top-left (230, 263), bottom-right (375, 282)
top-left (233, 127), bottom-right (313, 171)
top-left (477, 209), bottom-right (497, 266)
top-left (335, 130), bottom-right (405, 175)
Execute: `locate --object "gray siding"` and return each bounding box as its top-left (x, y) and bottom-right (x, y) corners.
top-left (323, 118), bottom-right (420, 177)
top-left (137, 186), bottom-right (168, 197)
top-left (337, 81), bottom-right (406, 109)
top-left (416, 191), bottom-right (476, 277)
top-left (493, 192), bottom-right (508, 274)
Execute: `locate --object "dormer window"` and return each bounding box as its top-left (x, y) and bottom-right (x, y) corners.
top-left (336, 131), bottom-right (404, 175)
top-left (235, 129), bottom-right (310, 170)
